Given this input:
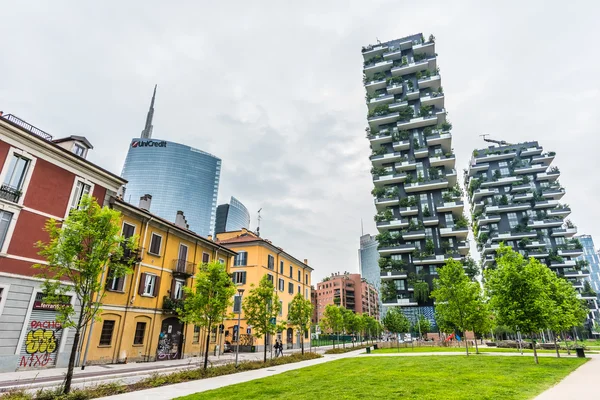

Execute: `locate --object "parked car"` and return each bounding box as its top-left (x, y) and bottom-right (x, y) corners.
top-left (224, 341), bottom-right (232, 353)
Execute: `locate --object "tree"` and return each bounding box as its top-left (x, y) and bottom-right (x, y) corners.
top-left (180, 260), bottom-right (236, 369)
top-left (430, 258), bottom-right (481, 356)
top-left (35, 195), bottom-right (137, 394)
top-left (468, 299), bottom-right (494, 354)
top-left (382, 308), bottom-right (410, 350)
top-left (354, 313), bottom-right (367, 343)
top-left (242, 275), bottom-right (281, 362)
top-left (341, 307), bottom-right (357, 347)
top-left (485, 245), bottom-right (555, 364)
top-left (321, 304), bottom-right (343, 348)
top-left (287, 293), bottom-right (313, 354)
top-left (362, 315), bottom-right (376, 343)
top-left (463, 256), bottom-right (480, 280)
top-left (413, 314), bottom-right (431, 339)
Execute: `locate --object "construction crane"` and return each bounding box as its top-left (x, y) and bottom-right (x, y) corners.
top-left (479, 134), bottom-right (513, 146)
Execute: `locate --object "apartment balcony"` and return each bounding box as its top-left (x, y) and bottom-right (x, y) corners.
top-left (514, 164), bottom-right (547, 175)
top-left (373, 172), bottom-right (407, 186)
top-left (172, 259), bottom-right (195, 277)
top-left (483, 243), bottom-right (501, 255)
top-left (382, 297), bottom-right (418, 307)
top-left (364, 60), bottom-right (393, 78)
top-left (413, 41), bottom-right (435, 56)
top-left (458, 241), bottom-right (469, 256)
top-left (473, 201), bottom-right (485, 213)
top-left (481, 176), bottom-right (521, 188)
top-left (425, 132), bottom-right (451, 152)
top-left (445, 169), bottom-right (457, 186)
top-left (368, 111), bottom-right (400, 129)
top-left (393, 139), bottom-right (411, 151)
top-left (524, 240), bottom-right (544, 249)
top-left (0, 184), bottom-right (22, 204)
top-left (414, 254), bottom-right (462, 265)
top-left (471, 188), bottom-right (498, 203)
top-left (365, 77), bottom-right (387, 95)
top-left (439, 226), bottom-right (469, 239)
top-left (537, 171), bottom-right (560, 182)
top-left (396, 108), bottom-right (446, 130)
top-left (368, 94), bottom-right (395, 111)
top-left (467, 163), bottom-right (490, 176)
top-left (430, 153), bottom-right (456, 169)
top-left (405, 89), bottom-right (420, 101)
top-left (405, 178), bottom-right (449, 193)
top-left (551, 228), bottom-right (577, 238)
top-left (568, 279), bottom-right (584, 289)
top-left (370, 151), bottom-right (405, 166)
top-left (162, 296), bottom-right (184, 313)
top-left (529, 219), bottom-right (563, 229)
top-left (390, 57), bottom-right (437, 77)
top-left (512, 193), bottom-right (534, 202)
top-left (417, 75), bottom-right (441, 90)
top-left (550, 260), bottom-right (577, 268)
top-left (542, 189), bottom-right (565, 200)
top-left (423, 216), bottom-right (440, 226)
top-left (473, 151), bottom-right (517, 164)
top-left (376, 218), bottom-right (409, 231)
top-left (399, 206), bottom-right (419, 216)
top-left (563, 269), bottom-right (590, 278)
top-left (395, 159), bottom-right (418, 171)
top-left (510, 183), bottom-right (533, 193)
top-left (482, 256), bottom-right (496, 268)
top-left (387, 83), bottom-right (404, 95)
top-left (558, 249), bottom-right (584, 258)
top-left (374, 197), bottom-right (400, 211)
top-left (533, 200), bottom-right (559, 209)
top-left (532, 153), bottom-right (555, 166)
top-left (477, 214), bottom-right (501, 226)
top-left (402, 230), bottom-right (426, 240)
top-left (528, 250), bottom-right (549, 258)
top-left (520, 147), bottom-right (543, 157)
top-left (436, 201), bottom-right (464, 218)
top-left (547, 208), bottom-right (571, 218)
top-left (380, 270), bottom-right (408, 279)
top-left (414, 147), bottom-right (429, 159)
top-left (492, 231), bottom-right (537, 241)
top-left (420, 93), bottom-right (444, 109)
top-left (379, 243), bottom-right (417, 255)
top-left (485, 203), bottom-right (531, 214)
top-left (368, 132), bottom-right (393, 149)
top-left (362, 45), bottom-right (389, 59)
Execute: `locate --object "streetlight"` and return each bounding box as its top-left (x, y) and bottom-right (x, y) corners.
top-left (235, 288), bottom-right (245, 368)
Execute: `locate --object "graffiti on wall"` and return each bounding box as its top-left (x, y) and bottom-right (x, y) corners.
top-left (19, 321), bottom-right (61, 367)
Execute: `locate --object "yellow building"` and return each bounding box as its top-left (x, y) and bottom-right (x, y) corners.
top-left (215, 229), bottom-right (313, 352)
top-left (79, 196), bottom-right (237, 365)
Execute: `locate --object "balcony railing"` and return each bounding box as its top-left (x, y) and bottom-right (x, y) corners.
top-left (0, 184), bottom-right (22, 203)
top-left (1, 114), bottom-right (53, 140)
top-left (172, 259), bottom-right (195, 276)
top-left (163, 296), bottom-right (184, 313)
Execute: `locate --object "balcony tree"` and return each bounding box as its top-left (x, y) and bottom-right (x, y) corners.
top-left (242, 275), bottom-right (281, 362)
top-left (382, 307), bottom-right (410, 351)
top-left (180, 260), bottom-right (236, 369)
top-left (321, 304), bottom-right (343, 348)
top-left (287, 293), bottom-right (313, 354)
top-left (35, 195), bottom-right (137, 394)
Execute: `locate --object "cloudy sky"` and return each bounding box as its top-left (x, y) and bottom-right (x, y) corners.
top-left (1, 0), bottom-right (599, 281)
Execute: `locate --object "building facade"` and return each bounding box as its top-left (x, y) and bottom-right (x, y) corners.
top-left (121, 139), bottom-right (221, 237)
top-left (359, 234), bottom-right (383, 318)
top-left (362, 33), bottom-right (465, 327)
top-left (576, 235), bottom-right (600, 319)
top-left (79, 196), bottom-right (237, 366)
top-left (215, 229), bottom-right (312, 351)
top-left (313, 273), bottom-right (380, 323)
top-left (465, 141), bottom-right (598, 320)
top-left (214, 196), bottom-right (251, 235)
top-left (0, 113), bottom-right (126, 372)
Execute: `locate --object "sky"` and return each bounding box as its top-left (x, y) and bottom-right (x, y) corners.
top-left (1, 0), bottom-right (599, 282)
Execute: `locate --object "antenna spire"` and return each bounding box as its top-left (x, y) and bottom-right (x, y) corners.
top-left (141, 85), bottom-right (157, 139)
top-left (257, 208), bottom-right (262, 237)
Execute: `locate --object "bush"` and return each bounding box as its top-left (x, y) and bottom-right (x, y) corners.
top-left (324, 344), bottom-right (371, 354)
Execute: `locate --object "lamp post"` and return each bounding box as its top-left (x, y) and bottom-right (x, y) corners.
top-left (235, 288), bottom-right (245, 368)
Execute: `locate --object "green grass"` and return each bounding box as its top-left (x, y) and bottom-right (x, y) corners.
top-left (371, 346), bottom-right (598, 355)
top-left (178, 356), bottom-right (586, 400)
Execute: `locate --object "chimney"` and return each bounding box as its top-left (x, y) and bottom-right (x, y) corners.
top-left (139, 194), bottom-right (152, 211)
top-left (304, 258), bottom-right (308, 265)
top-left (175, 210), bottom-right (189, 229)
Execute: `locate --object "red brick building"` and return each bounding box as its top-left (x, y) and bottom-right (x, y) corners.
top-left (313, 272), bottom-right (379, 323)
top-left (0, 114), bottom-right (126, 371)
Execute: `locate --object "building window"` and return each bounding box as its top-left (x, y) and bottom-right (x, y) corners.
top-left (555, 237), bottom-right (565, 245)
top-left (99, 320), bottom-right (115, 346)
top-left (149, 233), bottom-right (162, 255)
top-left (297, 270), bottom-right (301, 281)
top-left (305, 288), bottom-right (309, 299)
top-left (232, 271), bottom-right (246, 284)
top-left (298, 285), bottom-right (301, 294)
top-left (233, 294), bottom-right (242, 313)
top-left (70, 181), bottom-right (91, 210)
top-left (0, 210), bottom-right (13, 250)
top-left (507, 213), bottom-right (519, 229)
top-left (267, 274), bottom-right (274, 284)
top-left (279, 301), bottom-right (283, 316)
top-left (142, 274), bottom-right (157, 296)
top-left (289, 266), bottom-right (293, 278)
top-left (444, 213), bottom-right (454, 227)
top-left (210, 327), bottom-right (217, 343)
top-left (234, 251), bottom-right (247, 266)
top-left (278, 278), bottom-right (285, 291)
top-left (193, 325), bottom-right (200, 343)
top-left (133, 322), bottom-right (146, 345)
top-left (3, 154), bottom-right (30, 193)
top-left (288, 282), bottom-right (294, 294)
top-left (268, 254), bottom-right (274, 270)
top-left (305, 274), bottom-right (308, 284)
top-left (106, 270), bottom-right (125, 292)
top-left (202, 253), bottom-right (210, 264)
top-left (73, 144), bottom-right (86, 157)
top-left (218, 258), bottom-right (225, 264)
top-left (394, 280), bottom-right (406, 290)
top-left (173, 279), bottom-right (185, 299)
top-left (280, 261), bottom-right (284, 274)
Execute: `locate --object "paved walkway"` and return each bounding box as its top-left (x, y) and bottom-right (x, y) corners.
top-left (534, 354), bottom-right (600, 399)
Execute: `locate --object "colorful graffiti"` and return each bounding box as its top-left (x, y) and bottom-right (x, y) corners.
top-left (19, 319), bottom-right (62, 368)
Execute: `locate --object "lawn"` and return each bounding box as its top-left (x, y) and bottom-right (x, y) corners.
top-left (371, 346), bottom-right (588, 354)
top-left (177, 356), bottom-right (586, 400)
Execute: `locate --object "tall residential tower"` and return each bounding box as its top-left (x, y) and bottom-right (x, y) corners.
top-left (362, 33), bottom-right (466, 326)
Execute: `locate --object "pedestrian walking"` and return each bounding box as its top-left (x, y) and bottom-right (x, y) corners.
top-left (274, 339), bottom-right (281, 357)
top-left (277, 339), bottom-right (284, 356)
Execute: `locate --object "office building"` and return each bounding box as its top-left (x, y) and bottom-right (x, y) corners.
top-left (362, 33), bottom-right (465, 326)
top-left (214, 196), bottom-right (251, 235)
top-left (576, 235), bottom-right (600, 319)
top-left (121, 88), bottom-right (221, 236)
top-left (359, 234), bottom-right (384, 318)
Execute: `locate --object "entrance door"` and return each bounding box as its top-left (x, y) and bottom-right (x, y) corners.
top-left (286, 328), bottom-right (293, 349)
top-left (157, 317), bottom-right (183, 360)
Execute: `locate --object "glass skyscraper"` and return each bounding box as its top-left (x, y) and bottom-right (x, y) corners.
top-left (214, 196), bottom-right (251, 234)
top-left (121, 138), bottom-right (221, 236)
top-left (577, 235), bottom-right (600, 294)
top-left (359, 234), bottom-right (383, 318)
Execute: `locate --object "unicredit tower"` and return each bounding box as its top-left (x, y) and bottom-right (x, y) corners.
top-left (121, 86), bottom-right (221, 236)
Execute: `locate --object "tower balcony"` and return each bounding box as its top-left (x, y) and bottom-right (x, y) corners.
top-left (392, 139), bottom-right (411, 151)
top-left (532, 153), bottom-right (555, 166)
top-left (364, 60), bottom-right (393, 78)
top-left (381, 270), bottom-right (408, 279)
top-left (558, 249), bottom-right (584, 258)
top-left (414, 147), bottom-right (429, 159)
top-left (436, 201), bottom-right (464, 218)
top-left (389, 99), bottom-right (409, 111)
top-left (473, 151), bottom-right (517, 164)
top-left (512, 192), bottom-right (534, 202)
top-left (514, 164), bottom-right (547, 175)
top-left (520, 147), bottom-right (543, 157)
top-left (382, 297), bottom-right (418, 307)
top-left (368, 111), bottom-right (400, 129)
top-left (429, 153), bottom-right (456, 168)
top-left (368, 132), bottom-right (393, 149)
top-left (537, 171), bottom-right (560, 182)
top-left (402, 230), bottom-right (426, 240)
top-left (370, 151), bottom-right (405, 166)
top-left (492, 231), bottom-right (537, 241)
top-left (396, 108), bottom-right (446, 131)
top-left (547, 207), bottom-right (571, 218)
top-left (439, 226), bottom-right (469, 239)
top-left (510, 183), bottom-right (533, 193)
top-left (483, 243), bottom-right (501, 255)
top-left (414, 254), bottom-right (462, 265)
top-left (445, 169), bottom-right (457, 186)
top-left (480, 176), bottom-right (521, 188)
top-left (417, 75), bottom-right (441, 90)
top-left (362, 45), bottom-right (389, 60)
top-left (404, 178), bottom-right (449, 193)
top-left (376, 218), bottom-right (409, 231)
top-left (420, 93), bottom-right (444, 109)
top-left (368, 94), bottom-right (395, 111)
top-left (477, 214), bottom-right (501, 226)
top-left (391, 57), bottom-right (437, 77)
top-left (533, 200), bottom-right (559, 209)
top-left (529, 219), bottom-right (564, 229)
top-left (564, 269), bottom-right (590, 278)
top-left (550, 260), bottom-right (577, 268)
top-left (551, 228), bottom-right (577, 238)
top-left (542, 189), bottom-right (565, 200)
top-left (528, 250), bottom-right (550, 258)
top-left (458, 241), bottom-right (469, 256)
top-left (405, 89), bottom-right (420, 101)
top-left (365, 77), bottom-right (387, 95)
top-left (425, 132), bottom-right (451, 152)
top-left (471, 188), bottom-right (498, 203)
top-left (485, 203), bottom-right (531, 213)
top-left (379, 243), bottom-right (417, 255)
top-left (373, 172), bottom-right (407, 186)
top-left (399, 206), bottom-right (419, 216)
top-left (374, 197), bottom-right (400, 211)
top-left (423, 216), bottom-right (440, 226)
top-left (386, 83), bottom-right (404, 95)
top-left (467, 163), bottom-right (490, 176)
top-left (395, 159), bottom-right (418, 171)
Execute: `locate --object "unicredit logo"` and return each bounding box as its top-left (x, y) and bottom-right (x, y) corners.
top-left (131, 140), bottom-right (167, 148)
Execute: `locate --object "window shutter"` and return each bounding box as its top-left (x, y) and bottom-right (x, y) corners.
top-left (117, 276), bottom-right (125, 292)
top-left (138, 273), bottom-right (146, 295)
top-left (242, 271), bottom-right (246, 284)
top-left (153, 276), bottom-right (161, 297)
top-left (170, 277), bottom-right (176, 299)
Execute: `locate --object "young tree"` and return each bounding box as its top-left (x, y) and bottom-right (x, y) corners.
top-left (287, 293), bottom-right (313, 354)
top-left (341, 307), bottom-right (356, 348)
top-left (485, 245), bottom-right (555, 364)
top-left (468, 299), bottom-right (494, 354)
top-left (430, 258), bottom-right (481, 356)
top-left (321, 304), bottom-right (343, 348)
top-left (382, 307), bottom-right (410, 350)
top-left (242, 275), bottom-right (281, 362)
top-left (362, 315), bottom-right (375, 343)
top-left (354, 313), bottom-right (367, 343)
top-left (35, 195), bottom-right (137, 394)
top-left (414, 314), bottom-right (431, 339)
top-left (180, 260), bottom-right (236, 369)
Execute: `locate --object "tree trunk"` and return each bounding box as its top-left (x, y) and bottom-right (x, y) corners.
top-left (474, 335), bottom-right (479, 355)
top-left (562, 331), bottom-right (571, 355)
top-left (301, 329), bottom-right (305, 355)
top-left (464, 334), bottom-right (469, 356)
top-left (203, 322), bottom-right (212, 370)
top-left (63, 310), bottom-right (86, 394)
top-left (531, 334), bottom-right (539, 364)
top-left (553, 332), bottom-right (560, 358)
top-left (263, 334), bottom-right (267, 363)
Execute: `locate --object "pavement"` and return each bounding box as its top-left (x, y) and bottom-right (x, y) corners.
top-left (534, 354), bottom-right (600, 399)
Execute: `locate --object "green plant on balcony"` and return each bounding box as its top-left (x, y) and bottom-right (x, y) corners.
top-left (547, 250), bottom-right (563, 264)
top-left (404, 173), bottom-right (414, 184)
top-left (415, 71), bottom-right (422, 80)
top-left (419, 104), bottom-right (433, 117)
top-left (371, 166), bottom-right (388, 176)
top-left (423, 205), bottom-right (431, 218)
top-left (364, 54), bottom-right (383, 67)
top-left (372, 72), bottom-right (386, 81)
top-left (392, 130), bottom-right (410, 142)
top-left (499, 195), bottom-right (508, 206)
top-left (378, 256), bottom-right (391, 269)
top-left (412, 138), bottom-right (421, 150)
top-left (374, 209), bottom-right (393, 223)
top-left (406, 80), bottom-right (414, 90)
top-left (550, 166), bottom-right (560, 173)
top-left (425, 238), bottom-right (435, 255)
top-left (455, 216), bottom-right (468, 229)
top-left (401, 56), bottom-right (408, 66)
top-left (472, 150), bottom-right (479, 157)
top-left (467, 178), bottom-right (481, 197)
top-left (513, 223), bottom-right (530, 233)
top-left (518, 238), bottom-right (532, 249)
top-left (582, 281), bottom-right (597, 297)
top-left (371, 186), bottom-right (386, 198)
top-left (424, 69), bottom-right (431, 78)
top-left (442, 191), bottom-right (454, 203)
top-left (493, 169), bottom-right (501, 181)
top-left (397, 106), bottom-right (414, 121)
top-left (423, 126), bottom-right (433, 137)
top-left (163, 296), bottom-right (184, 313)
top-left (439, 121), bottom-right (452, 131)
top-left (368, 104), bottom-right (391, 118)
top-left (571, 238), bottom-right (583, 249)
top-left (385, 187), bottom-right (399, 199)
top-left (387, 76), bottom-right (403, 85)
top-left (413, 281), bottom-right (430, 303)
top-left (477, 232), bottom-right (489, 246)
top-left (428, 168), bottom-right (439, 180)
top-left (417, 172), bottom-right (424, 183)
top-left (438, 85), bottom-right (443, 93)
top-left (576, 260), bottom-right (589, 271)
top-left (428, 34), bottom-right (435, 43)
top-left (401, 95), bottom-right (408, 102)
top-left (414, 53), bottom-right (427, 62)
top-left (564, 219), bottom-right (575, 229)
top-left (381, 280), bottom-right (398, 302)
top-left (450, 183), bottom-right (463, 198)
top-left (376, 231), bottom-right (394, 247)
top-left (390, 258), bottom-right (406, 271)
top-left (371, 147), bottom-right (386, 157)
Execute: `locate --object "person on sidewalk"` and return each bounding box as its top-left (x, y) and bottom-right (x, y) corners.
top-left (274, 340), bottom-right (281, 357)
top-left (277, 340), bottom-right (284, 357)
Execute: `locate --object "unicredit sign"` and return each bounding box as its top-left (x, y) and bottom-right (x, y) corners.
top-left (131, 140), bottom-right (167, 148)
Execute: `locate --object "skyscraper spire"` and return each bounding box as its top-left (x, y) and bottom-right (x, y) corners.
top-left (141, 84), bottom-right (157, 139)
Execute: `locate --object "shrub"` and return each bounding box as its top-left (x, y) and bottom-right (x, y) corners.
top-left (324, 344), bottom-right (370, 354)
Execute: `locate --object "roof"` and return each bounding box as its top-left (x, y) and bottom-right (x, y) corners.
top-left (216, 232), bottom-right (313, 271)
top-left (110, 197), bottom-right (237, 257)
top-left (53, 135), bottom-right (94, 149)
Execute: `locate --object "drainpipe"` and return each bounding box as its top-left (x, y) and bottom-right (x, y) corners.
top-left (132, 216), bottom-right (153, 305)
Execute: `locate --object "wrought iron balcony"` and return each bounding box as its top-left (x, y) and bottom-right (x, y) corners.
top-left (172, 259), bottom-right (195, 277)
top-left (0, 184), bottom-right (22, 203)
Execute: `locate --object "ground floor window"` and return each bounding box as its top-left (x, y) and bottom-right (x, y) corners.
top-left (99, 320), bottom-right (115, 346)
top-left (133, 322), bottom-right (146, 345)
top-left (193, 325), bottom-right (200, 343)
